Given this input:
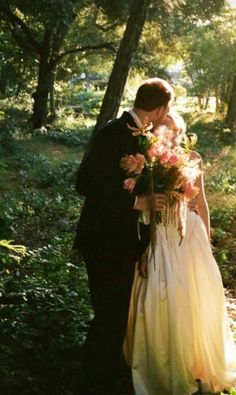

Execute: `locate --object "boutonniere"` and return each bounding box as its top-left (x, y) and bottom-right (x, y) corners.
top-left (127, 117), bottom-right (158, 154)
top-left (127, 117), bottom-right (153, 137)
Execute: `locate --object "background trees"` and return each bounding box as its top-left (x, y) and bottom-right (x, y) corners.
top-left (2, 0), bottom-right (234, 131)
top-left (178, 8), bottom-right (236, 114)
top-left (0, 0), bottom-right (117, 127)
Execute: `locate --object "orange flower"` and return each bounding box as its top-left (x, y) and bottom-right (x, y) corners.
top-left (120, 154), bottom-right (146, 175)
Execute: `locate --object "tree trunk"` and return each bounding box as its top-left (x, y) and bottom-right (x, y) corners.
top-left (215, 87), bottom-right (220, 112)
top-left (226, 73), bottom-right (236, 126)
top-left (30, 57), bottom-right (56, 128)
top-left (225, 73), bottom-right (236, 143)
top-left (198, 97), bottom-right (203, 110)
top-left (215, 95), bottom-right (220, 112)
top-left (93, 0), bottom-right (151, 133)
top-left (49, 71), bottom-right (56, 121)
top-left (204, 96), bottom-right (209, 110)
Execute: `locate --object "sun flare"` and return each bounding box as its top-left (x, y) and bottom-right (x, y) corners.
top-left (228, 0), bottom-right (236, 8)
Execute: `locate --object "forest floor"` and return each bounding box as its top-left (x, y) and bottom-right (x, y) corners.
top-left (226, 290), bottom-right (236, 336)
top-left (0, 104), bottom-right (236, 392)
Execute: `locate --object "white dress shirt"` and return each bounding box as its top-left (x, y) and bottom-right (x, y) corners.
top-left (128, 109), bottom-right (143, 128)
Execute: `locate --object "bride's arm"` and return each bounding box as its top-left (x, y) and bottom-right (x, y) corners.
top-left (138, 249), bottom-right (148, 279)
top-left (190, 151), bottom-right (210, 240)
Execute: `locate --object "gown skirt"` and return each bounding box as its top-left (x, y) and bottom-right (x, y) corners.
top-left (124, 210), bottom-right (236, 395)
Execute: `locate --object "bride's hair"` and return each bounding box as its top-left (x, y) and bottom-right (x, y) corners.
top-left (164, 110), bottom-right (187, 144)
top-left (134, 78), bottom-right (174, 111)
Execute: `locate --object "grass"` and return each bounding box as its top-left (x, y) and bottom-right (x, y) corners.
top-left (205, 147), bottom-right (236, 208)
top-left (20, 136), bottom-right (82, 162)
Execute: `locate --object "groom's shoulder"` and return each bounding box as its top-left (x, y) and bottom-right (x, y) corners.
top-left (96, 112), bottom-right (130, 139)
top-left (105, 112), bottom-right (129, 130)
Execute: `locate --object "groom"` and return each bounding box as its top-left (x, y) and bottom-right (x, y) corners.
top-left (73, 78), bottom-right (174, 395)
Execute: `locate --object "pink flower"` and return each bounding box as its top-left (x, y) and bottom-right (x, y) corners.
top-left (123, 178), bottom-right (136, 193)
top-left (167, 153), bottom-right (179, 166)
top-left (153, 125), bottom-right (174, 147)
top-left (147, 144), bottom-right (165, 159)
top-left (159, 150), bottom-right (180, 166)
top-left (159, 150), bottom-right (171, 164)
top-left (120, 153), bottom-right (146, 174)
top-left (182, 181), bottom-right (199, 201)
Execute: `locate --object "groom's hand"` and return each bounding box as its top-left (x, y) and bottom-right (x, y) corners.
top-left (133, 195), bottom-right (151, 211)
top-left (151, 193), bottom-right (167, 211)
top-left (134, 193), bottom-right (167, 211)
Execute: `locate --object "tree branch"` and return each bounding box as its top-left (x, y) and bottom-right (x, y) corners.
top-left (95, 20), bottom-right (120, 32)
top-left (9, 27), bottom-right (38, 55)
top-left (55, 42), bottom-right (116, 64)
top-left (49, 20), bottom-right (71, 63)
top-left (0, 5), bottom-right (41, 53)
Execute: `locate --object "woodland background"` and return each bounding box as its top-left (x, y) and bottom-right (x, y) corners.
top-left (0, 0), bottom-right (236, 394)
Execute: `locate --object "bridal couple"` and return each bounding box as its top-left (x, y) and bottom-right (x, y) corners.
top-left (73, 78), bottom-right (236, 395)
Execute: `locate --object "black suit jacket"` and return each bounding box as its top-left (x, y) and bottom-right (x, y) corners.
top-left (73, 111), bottom-right (150, 263)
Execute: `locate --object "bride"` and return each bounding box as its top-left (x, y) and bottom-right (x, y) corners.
top-left (123, 111), bottom-right (236, 395)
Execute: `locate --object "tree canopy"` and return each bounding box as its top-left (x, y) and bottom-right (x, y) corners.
top-left (1, 0), bottom-right (235, 132)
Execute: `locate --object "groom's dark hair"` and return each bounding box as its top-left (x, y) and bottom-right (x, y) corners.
top-left (134, 78), bottom-right (174, 111)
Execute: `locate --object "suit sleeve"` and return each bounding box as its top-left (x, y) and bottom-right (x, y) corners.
top-left (75, 125), bottom-right (136, 214)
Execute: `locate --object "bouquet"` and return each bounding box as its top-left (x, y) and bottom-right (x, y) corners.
top-left (120, 118), bottom-right (201, 259)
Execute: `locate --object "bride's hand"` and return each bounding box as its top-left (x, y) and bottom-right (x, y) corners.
top-left (188, 197), bottom-right (199, 214)
top-left (138, 251), bottom-right (148, 279)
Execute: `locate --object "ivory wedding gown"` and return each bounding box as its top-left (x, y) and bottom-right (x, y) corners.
top-left (124, 210), bottom-right (236, 395)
